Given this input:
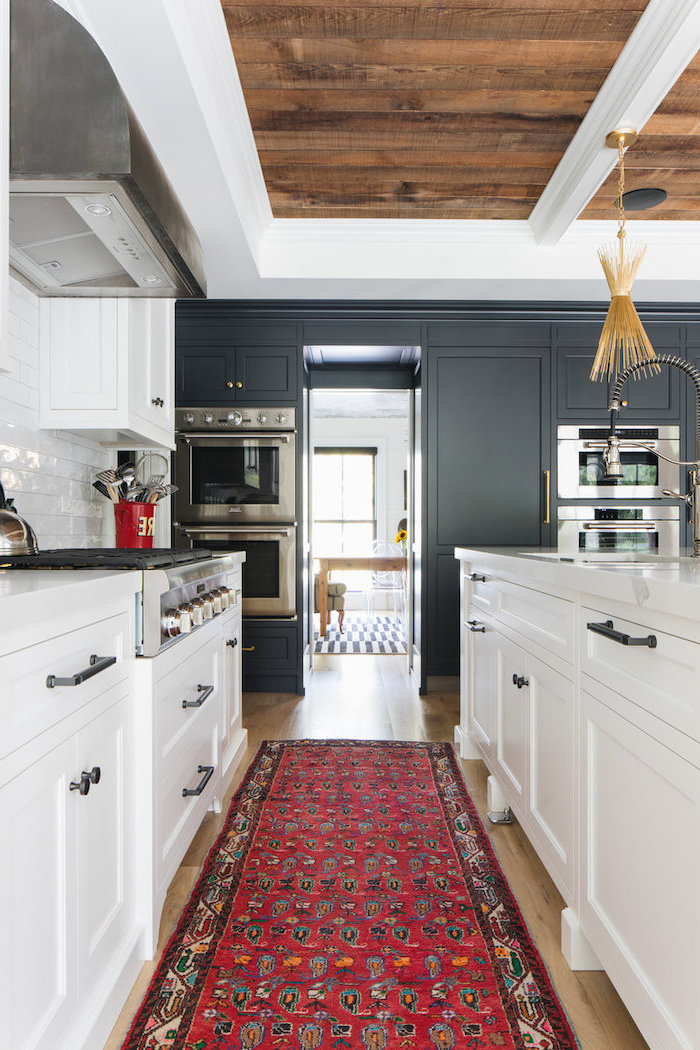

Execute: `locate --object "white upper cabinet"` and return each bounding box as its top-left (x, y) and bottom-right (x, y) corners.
top-left (40, 298), bottom-right (175, 449)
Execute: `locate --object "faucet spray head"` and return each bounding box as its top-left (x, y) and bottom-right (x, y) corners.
top-left (603, 434), bottom-right (624, 481)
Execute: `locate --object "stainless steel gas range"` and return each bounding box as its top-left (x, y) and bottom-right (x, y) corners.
top-left (0, 548), bottom-right (240, 656)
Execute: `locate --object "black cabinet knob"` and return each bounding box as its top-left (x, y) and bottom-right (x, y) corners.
top-left (226, 637), bottom-right (238, 647)
top-left (69, 767), bottom-right (100, 795)
top-left (512, 674), bottom-right (529, 689)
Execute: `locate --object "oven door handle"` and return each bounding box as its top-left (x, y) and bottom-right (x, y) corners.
top-left (178, 525), bottom-right (295, 538)
top-left (177, 432), bottom-right (293, 442)
top-left (582, 440), bottom-right (658, 451)
top-left (582, 522), bottom-right (656, 530)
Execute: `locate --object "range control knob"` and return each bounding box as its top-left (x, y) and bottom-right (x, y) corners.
top-left (203, 412), bottom-right (214, 425)
top-left (219, 586), bottom-right (231, 611)
top-left (190, 598), bottom-right (204, 626)
top-left (201, 594), bottom-right (214, 620)
top-left (177, 603), bottom-right (193, 634)
top-left (227, 411), bottom-right (243, 426)
top-left (162, 608), bottom-right (181, 638)
top-left (276, 412), bottom-right (288, 425)
top-left (257, 413), bottom-right (268, 425)
top-left (210, 589), bottom-right (223, 615)
top-left (183, 412), bottom-right (195, 425)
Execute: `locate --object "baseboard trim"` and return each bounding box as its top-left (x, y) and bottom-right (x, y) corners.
top-left (427, 675), bottom-right (459, 692)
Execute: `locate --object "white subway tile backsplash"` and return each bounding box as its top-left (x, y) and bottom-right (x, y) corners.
top-left (0, 278), bottom-right (111, 549)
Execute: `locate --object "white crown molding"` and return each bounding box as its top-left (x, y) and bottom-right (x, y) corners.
top-left (529, 0), bottom-right (700, 246)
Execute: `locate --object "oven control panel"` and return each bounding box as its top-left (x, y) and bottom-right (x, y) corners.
top-left (176, 407), bottom-right (296, 431)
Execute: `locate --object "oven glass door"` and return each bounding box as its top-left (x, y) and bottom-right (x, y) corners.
top-left (558, 429), bottom-right (679, 499)
top-left (577, 524), bottom-right (660, 553)
top-left (175, 433), bottom-right (295, 523)
top-left (176, 526), bottom-right (296, 617)
top-left (557, 507), bottom-right (680, 556)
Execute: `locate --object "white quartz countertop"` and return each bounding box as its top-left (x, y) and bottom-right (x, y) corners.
top-left (454, 546), bottom-right (700, 624)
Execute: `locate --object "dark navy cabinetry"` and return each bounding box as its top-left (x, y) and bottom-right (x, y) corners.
top-left (174, 301), bottom-right (700, 693)
top-left (425, 325), bottom-right (552, 679)
top-left (555, 322), bottom-right (682, 420)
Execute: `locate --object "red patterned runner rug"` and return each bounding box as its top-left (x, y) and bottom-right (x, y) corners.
top-left (122, 740), bottom-right (579, 1049)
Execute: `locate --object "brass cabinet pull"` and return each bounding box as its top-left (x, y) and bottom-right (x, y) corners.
top-left (543, 469), bottom-right (551, 525)
top-left (226, 380), bottom-right (234, 388)
top-left (242, 645), bottom-right (255, 652)
top-left (236, 381), bottom-right (243, 389)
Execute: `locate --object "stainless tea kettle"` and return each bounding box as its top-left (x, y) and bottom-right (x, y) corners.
top-left (0, 482), bottom-right (38, 555)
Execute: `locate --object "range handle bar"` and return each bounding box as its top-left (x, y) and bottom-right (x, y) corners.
top-left (587, 619), bottom-right (657, 648)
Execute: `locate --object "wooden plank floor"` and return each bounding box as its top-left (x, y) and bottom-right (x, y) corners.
top-left (105, 654), bottom-right (649, 1050)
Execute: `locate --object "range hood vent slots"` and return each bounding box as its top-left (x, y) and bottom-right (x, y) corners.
top-left (9, 0), bottom-right (206, 298)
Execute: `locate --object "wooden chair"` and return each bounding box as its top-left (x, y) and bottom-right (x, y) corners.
top-left (314, 574), bottom-right (347, 632)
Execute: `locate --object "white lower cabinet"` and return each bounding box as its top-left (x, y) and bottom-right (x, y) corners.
top-left (581, 681), bottom-right (700, 1050)
top-left (0, 687), bottom-right (138, 1050)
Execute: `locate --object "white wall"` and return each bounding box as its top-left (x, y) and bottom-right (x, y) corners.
top-left (0, 278), bottom-right (112, 548)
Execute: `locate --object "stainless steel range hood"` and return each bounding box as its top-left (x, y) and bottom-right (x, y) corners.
top-left (9, 0), bottom-right (206, 298)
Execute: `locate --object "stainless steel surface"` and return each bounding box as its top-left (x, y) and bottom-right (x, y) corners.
top-left (140, 553), bottom-right (241, 656)
top-left (175, 408), bottom-right (297, 525)
top-left (607, 356), bottom-right (700, 556)
top-left (558, 424), bottom-right (680, 499)
top-left (176, 407), bottom-right (296, 431)
top-left (0, 483), bottom-right (38, 556)
top-left (176, 525), bottom-right (296, 618)
top-left (557, 505), bottom-right (680, 556)
top-left (9, 0), bottom-right (205, 298)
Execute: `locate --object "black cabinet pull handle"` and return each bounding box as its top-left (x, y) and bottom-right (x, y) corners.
top-left (182, 684), bottom-right (214, 709)
top-left (182, 764), bottom-right (215, 797)
top-left (587, 619), bottom-right (657, 648)
top-left (226, 638), bottom-right (238, 647)
top-left (469, 572), bottom-right (486, 582)
top-left (512, 673), bottom-right (529, 689)
top-left (47, 654), bottom-right (117, 689)
top-left (467, 620), bottom-right (485, 632)
top-left (69, 766), bottom-right (101, 795)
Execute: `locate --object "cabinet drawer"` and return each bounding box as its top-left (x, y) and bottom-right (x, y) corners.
top-left (582, 606), bottom-right (700, 739)
top-left (0, 612), bottom-right (131, 759)
top-left (464, 567), bottom-right (494, 615)
top-left (242, 624), bottom-right (297, 671)
top-left (494, 581), bottom-right (574, 668)
top-left (155, 703), bottom-right (218, 893)
top-left (154, 637), bottom-right (220, 775)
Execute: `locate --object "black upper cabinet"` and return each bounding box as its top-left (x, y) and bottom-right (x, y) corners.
top-left (555, 322), bottom-right (682, 421)
top-left (176, 345), bottom-right (298, 405)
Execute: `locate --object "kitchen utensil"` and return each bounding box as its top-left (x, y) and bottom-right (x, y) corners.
top-left (94, 467), bottom-right (121, 485)
top-left (0, 481), bottom-right (39, 555)
top-left (135, 452), bottom-right (170, 493)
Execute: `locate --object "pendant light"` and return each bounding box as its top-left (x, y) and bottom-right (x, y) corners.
top-left (589, 128), bottom-right (660, 382)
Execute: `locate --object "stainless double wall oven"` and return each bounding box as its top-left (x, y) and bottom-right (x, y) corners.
top-left (174, 407), bottom-right (297, 617)
top-left (556, 424), bottom-right (682, 556)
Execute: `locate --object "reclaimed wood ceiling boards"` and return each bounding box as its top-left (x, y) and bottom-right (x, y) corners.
top-left (584, 49), bottom-right (700, 220)
top-left (221, 1), bottom-right (650, 219)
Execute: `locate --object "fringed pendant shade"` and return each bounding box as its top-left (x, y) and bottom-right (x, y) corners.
top-left (590, 129), bottom-right (660, 382)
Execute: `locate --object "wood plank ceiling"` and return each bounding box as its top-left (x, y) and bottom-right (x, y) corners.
top-left (221, 1), bottom-right (649, 220)
top-left (584, 51), bottom-right (700, 220)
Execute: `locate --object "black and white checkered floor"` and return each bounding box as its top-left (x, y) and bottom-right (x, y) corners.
top-left (314, 613), bottom-right (407, 654)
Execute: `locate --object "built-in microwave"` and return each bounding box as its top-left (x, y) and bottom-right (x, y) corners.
top-left (557, 505), bottom-right (680, 556)
top-left (174, 407), bottom-right (296, 524)
top-left (175, 524), bottom-right (296, 618)
top-left (557, 424), bottom-right (680, 499)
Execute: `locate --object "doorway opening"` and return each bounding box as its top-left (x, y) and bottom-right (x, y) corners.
top-left (309, 388), bottom-right (412, 664)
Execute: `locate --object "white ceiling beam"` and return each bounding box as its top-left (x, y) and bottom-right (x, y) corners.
top-left (530, 0), bottom-right (700, 246)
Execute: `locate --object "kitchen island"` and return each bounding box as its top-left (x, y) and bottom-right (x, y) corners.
top-left (455, 547), bottom-right (700, 1050)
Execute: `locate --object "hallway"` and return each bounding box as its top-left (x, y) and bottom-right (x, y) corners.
top-left (106, 658), bottom-right (647, 1050)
